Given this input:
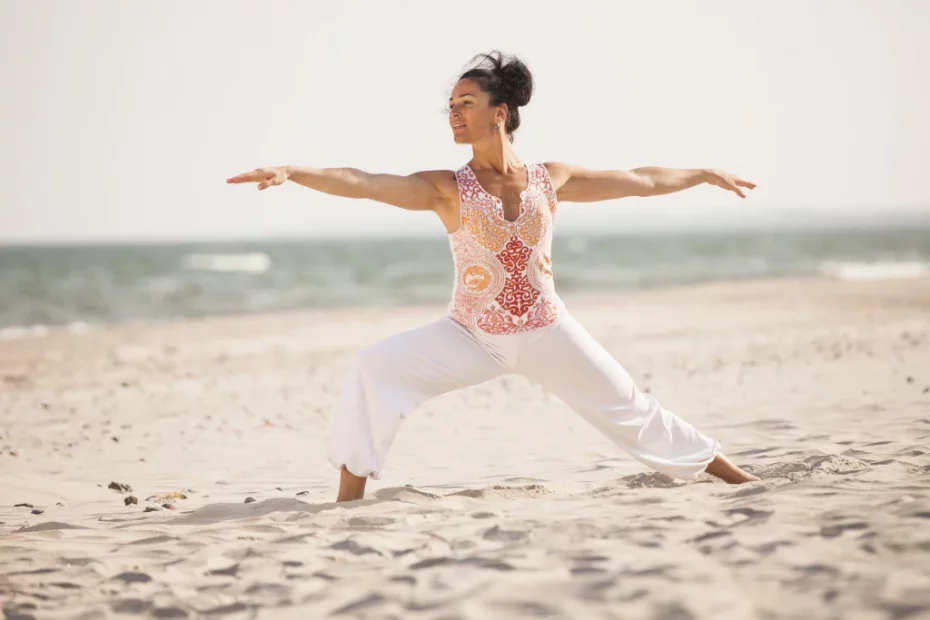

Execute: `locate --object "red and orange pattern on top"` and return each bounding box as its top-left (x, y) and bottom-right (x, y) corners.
top-left (447, 163), bottom-right (565, 335)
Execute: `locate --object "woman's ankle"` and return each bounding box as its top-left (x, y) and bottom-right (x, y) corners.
top-left (337, 466), bottom-right (368, 501)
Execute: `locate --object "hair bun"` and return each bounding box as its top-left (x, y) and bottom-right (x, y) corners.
top-left (495, 57), bottom-right (533, 107)
top-left (467, 50), bottom-right (533, 108)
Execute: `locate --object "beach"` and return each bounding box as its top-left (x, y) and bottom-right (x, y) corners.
top-left (2, 276), bottom-right (929, 619)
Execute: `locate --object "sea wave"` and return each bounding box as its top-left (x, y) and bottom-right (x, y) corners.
top-left (817, 260), bottom-right (930, 281)
top-left (183, 253), bottom-right (271, 273)
top-left (0, 322), bottom-right (94, 340)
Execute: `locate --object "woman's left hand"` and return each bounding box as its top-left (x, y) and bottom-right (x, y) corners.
top-left (704, 170), bottom-right (757, 198)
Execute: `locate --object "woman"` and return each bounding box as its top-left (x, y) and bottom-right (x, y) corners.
top-left (227, 51), bottom-right (760, 502)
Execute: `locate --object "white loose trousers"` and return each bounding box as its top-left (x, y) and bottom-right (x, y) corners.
top-left (327, 314), bottom-right (721, 480)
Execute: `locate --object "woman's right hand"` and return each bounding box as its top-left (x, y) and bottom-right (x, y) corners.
top-left (226, 167), bottom-right (290, 191)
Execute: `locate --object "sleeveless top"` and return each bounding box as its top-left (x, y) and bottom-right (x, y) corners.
top-left (447, 162), bottom-right (565, 335)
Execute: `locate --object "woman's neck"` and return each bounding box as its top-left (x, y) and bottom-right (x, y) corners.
top-left (469, 135), bottom-right (523, 174)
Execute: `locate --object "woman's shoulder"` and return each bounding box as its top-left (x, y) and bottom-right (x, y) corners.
top-left (533, 162), bottom-right (572, 193)
top-left (411, 169), bottom-right (461, 199)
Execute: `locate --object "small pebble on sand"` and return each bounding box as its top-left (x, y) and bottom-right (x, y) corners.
top-left (244, 497), bottom-right (256, 504)
top-left (124, 496), bottom-right (138, 506)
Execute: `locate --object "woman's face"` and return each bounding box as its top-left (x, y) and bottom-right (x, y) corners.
top-left (448, 78), bottom-right (502, 144)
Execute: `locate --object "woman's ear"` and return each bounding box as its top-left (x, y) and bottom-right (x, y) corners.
top-left (496, 103), bottom-right (509, 126)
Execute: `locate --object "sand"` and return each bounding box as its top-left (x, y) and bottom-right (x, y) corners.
top-left (2, 276), bottom-right (929, 619)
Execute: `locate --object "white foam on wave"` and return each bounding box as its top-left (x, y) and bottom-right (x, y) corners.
top-left (0, 324), bottom-right (50, 340)
top-left (817, 260), bottom-right (930, 281)
top-left (0, 321), bottom-right (93, 340)
top-left (183, 253), bottom-right (271, 273)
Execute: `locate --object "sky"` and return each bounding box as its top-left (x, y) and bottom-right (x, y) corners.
top-left (1, 0), bottom-right (929, 243)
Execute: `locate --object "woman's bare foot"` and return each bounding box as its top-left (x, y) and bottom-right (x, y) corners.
top-left (336, 466), bottom-right (368, 502)
top-left (704, 453), bottom-right (761, 484)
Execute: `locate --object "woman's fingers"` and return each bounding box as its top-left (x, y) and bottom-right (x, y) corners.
top-left (712, 173), bottom-right (755, 198)
top-left (226, 171), bottom-right (256, 184)
top-left (715, 175), bottom-right (746, 198)
top-left (728, 180), bottom-right (746, 198)
top-left (226, 169), bottom-right (270, 184)
top-left (257, 171), bottom-right (286, 190)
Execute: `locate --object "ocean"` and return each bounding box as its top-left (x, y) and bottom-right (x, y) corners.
top-left (1, 228), bottom-right (929, 337)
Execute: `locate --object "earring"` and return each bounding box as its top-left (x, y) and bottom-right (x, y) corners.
top-left (494, 123), bottom-right (501, 131)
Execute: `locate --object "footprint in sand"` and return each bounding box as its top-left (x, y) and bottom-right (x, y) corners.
top-left (750, 454), bottom-right (871, 482)
top-left (818, 521), bottom-right (870, 538)
top-left (329, 539), bottom-right (386, 557)
top-left (346, 516), bottom-right (396, 529)
top-left (109, 599), bottom-right (153, 614)
top-left (112, 571), bottom-right (152, 584)
top-left (723, 507), bottom-right (773, 528)
top-left (482, 524), bottom-right (532, 543)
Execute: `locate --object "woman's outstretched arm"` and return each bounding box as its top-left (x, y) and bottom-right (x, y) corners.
top-left (544, 163), bottom-right (756, 202)
top-left (226, 166), bottom-right (453, 212)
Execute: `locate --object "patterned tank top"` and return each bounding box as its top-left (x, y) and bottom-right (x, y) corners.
top-left (447, 162), bottom-right (565, 335)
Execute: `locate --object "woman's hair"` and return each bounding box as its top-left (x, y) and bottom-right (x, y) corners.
top-left (459, 51), bottom-right (533, 141)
